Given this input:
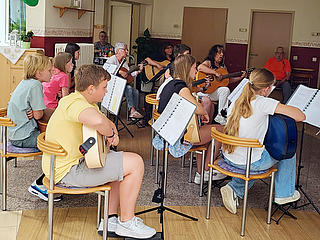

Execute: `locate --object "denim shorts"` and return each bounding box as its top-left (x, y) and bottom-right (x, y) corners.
top-left (10, 129), bottom-right (40, 148)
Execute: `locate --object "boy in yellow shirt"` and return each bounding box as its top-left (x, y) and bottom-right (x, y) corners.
top-left (42, 64), bottom-right (156, 239)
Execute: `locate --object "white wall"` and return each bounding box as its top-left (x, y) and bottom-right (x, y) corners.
top-left (148, 0), bottom-right (320, 47)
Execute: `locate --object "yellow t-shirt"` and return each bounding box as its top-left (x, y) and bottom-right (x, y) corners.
top-left (42, 91), bottom-right (99, 183)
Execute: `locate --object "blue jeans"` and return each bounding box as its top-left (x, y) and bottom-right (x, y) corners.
top-left (125, 84), bottom-right (139, 111)
top-left (224, 149), bottom-right (296, 199)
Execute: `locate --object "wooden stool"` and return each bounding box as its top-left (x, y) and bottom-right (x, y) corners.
top-left (145, 94), bottom-right (159, 166)
top-left (206, 127), bottom-right (277, 237)
top-left (0, 108), bottom-right (42, 211)
top-left (37, 132), bottom-right (111, 240)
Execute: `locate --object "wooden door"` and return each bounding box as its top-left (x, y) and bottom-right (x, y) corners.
top-left (182, 7), bottom-right (227, 63)
top-left (110, 4), bottom-right (131, 48)
top-left (248, 11), bottom-right (293, 68)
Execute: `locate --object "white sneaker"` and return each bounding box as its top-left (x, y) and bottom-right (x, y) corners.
top-left (115, 216), bottom-right (156, 239)
top-left (214, 114), bottom-right (227, 125)
top-left (274, 190), bottom-right (300, 205)
top-left (220, 184), bottom-right (238, 214)
top-left (194, 170), bottom-right (227, 184)
top-left (97, 216), bottom-right (118, 235)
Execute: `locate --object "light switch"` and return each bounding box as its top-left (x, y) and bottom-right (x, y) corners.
top-left (293, 56), bottom-right (298, 61)
top-left (312, 57), bottom-right (317, 62)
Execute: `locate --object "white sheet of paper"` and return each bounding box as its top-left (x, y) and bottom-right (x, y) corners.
top-left (152, 93), bottom-right (196, 146)
top-left (101, 74), bottom-right (127, 116)
top-left (103, 62), bottom-right (118, 75)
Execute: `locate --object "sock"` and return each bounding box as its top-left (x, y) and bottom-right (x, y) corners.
top-left (36, 173), bottom-right (45, 185)
top-left (109, 214), bottom-right (118, 219)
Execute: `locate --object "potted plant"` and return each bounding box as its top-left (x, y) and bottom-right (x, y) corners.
top-left (20, 30), bottom-right (34, 49)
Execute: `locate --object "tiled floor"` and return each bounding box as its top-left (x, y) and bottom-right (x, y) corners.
top-left (0, 210), bottom-right (22, 240)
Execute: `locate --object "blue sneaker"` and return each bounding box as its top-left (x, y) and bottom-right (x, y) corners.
top-left (28, 180), bottom-right (62, 202)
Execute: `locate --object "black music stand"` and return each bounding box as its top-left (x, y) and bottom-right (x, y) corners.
top-left (135, 140), bottom-right (198, 240)
top-left (294, 123), bottom-right (320, 214)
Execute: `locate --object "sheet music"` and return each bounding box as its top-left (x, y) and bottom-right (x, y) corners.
top-left (227, 78), bottom-right (249, 103)
top-left (152, 93), bottom-right (196, 146)
top-left (101, 74), bottom-right (127, 116)
top-left (103, 62), bottom-right (118, 75)
top-left (228, 78), bottom-right (275, 103)
top-left (287, 84), bottom-right (320, 128)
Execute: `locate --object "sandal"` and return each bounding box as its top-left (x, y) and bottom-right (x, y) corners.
top-left (136, 119), bottom-right (146, 128)
top-left (129, 111), bottom-right (144, 119)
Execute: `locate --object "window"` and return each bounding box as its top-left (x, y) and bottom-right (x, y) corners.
top-left (0, 0), bottom-right (26, 45)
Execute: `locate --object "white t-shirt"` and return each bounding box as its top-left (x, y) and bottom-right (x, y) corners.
top-left (105, 55), bottom-right (138, 77)
top-left (223, 95), bottom-right (279, 165)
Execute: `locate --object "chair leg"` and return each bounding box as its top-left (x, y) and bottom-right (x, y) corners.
top-left (1, 156), bottom-right (7, 211)
top-left (48, 192), bottom-right (54, 240)
top-left (103, 190), bottom-right (109, 240)
top-left (97, 192), bottom-right (102, 229)
top-left (267, 172), bottom-right (275, 224)
top-left (199, 150), bottom-right (205, 197)
top-left (181, 155), bottom-right (185, 168)
top-left (188, 152), bottom-right (193, 183)
top-left (14, 157), bottom-right (17, 167)
top-left (206, 139), bottom-right (215, 219)
top-left (150, 127), bottom-right (155, 166)
top-left (241, 180), bottom-right (250, 237)
top-left (155, 149), bottom-right (159, 184)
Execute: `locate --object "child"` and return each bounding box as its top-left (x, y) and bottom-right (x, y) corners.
top-left (42, 64), bottom-right (156, 238)
top-left (7, 53), bottom-right (62, 202)
top-left (220, 68), bottom-right (305, 214)
top-left (8, 53), bottom-right (52, 148)
top-left (42, 52), bottom-right (73, 109)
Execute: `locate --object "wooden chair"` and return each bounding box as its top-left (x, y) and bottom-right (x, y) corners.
top-left (206, 127), bottom-right (277, 237)
top-left (187, 145), bottom-right (207, 197)
top-left (290, 68), bottom-right (314, 89)
top-left (0, 108), bottom-right (42, 211)
top-left (37, 132), bottom-right (111, 240)
top-left (145, 93), bottom-right (159, 166)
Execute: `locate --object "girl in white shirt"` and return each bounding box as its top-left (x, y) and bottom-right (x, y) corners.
top-left (220, 68), bottom-right (305, 214)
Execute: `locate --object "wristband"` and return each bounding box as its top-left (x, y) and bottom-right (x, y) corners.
top-left (106, 130), bottom-right (115, 138)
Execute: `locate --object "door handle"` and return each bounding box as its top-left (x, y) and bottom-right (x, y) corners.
top-left (250, 53), bottom-right (258, 57)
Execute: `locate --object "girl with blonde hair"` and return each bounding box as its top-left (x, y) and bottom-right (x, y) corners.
top-left (220, 68), bottom-right (305, 214)
top-left (157, 54), bottom-right (226, 184)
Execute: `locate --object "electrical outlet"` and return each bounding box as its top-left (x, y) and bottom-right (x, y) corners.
top-left (312, 57), bottom-right (317, 62)
top-left (239, 28), bottom-right (247, 32)
top-left (293, 56), bottom-right (298, 61)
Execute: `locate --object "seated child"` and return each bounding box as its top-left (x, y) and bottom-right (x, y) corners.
top-left (42, 64), bottom-right (156, 238)
top-left (42, 52), bottom-right (73, 109)
top-left (7, 53), bottom-right (62, 201)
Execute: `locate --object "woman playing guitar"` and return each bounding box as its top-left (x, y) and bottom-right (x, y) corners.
top-left (157, 54), bottom-right (226, 184)
top-left (197, 44), bottom-right (245, 125)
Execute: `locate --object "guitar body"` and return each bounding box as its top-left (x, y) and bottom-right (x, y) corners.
top-left (184, 114), bottom-right (200, 143)
top-left (144, 60), bottom-right (170, 80)
top-left (119, 67), bottom-right (134, 84)
top-left (195, 68), bottom-right (230, 94)
top-left (184, 93), bottom-right (201, 143)
top-left (82, 125), bottom-right (110, 168)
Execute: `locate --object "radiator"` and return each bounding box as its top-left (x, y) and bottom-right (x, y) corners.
top-left (54, 43), bottom-right (94, 67)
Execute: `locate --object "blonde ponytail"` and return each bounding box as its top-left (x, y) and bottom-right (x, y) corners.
top-left (223, 68), bottom-right (275, 153)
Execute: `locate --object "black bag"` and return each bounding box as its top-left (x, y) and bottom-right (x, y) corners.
top-left (264, 114), bottom-right (297, 160)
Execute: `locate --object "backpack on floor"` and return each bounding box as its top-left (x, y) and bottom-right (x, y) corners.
top-left (264, 114), bottom-right (298, 160)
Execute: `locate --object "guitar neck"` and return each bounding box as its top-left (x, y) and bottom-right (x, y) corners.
top-left (127, 66), bottom-right (139, 75)
top-left (221, 71), bottom-right (242, 80)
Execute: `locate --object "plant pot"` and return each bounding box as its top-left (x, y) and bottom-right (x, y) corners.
top-left (22, 41), bottom-right (31, 49)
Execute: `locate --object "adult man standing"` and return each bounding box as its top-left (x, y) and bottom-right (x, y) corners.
top-left (264, 46), bottom-right (292, 103)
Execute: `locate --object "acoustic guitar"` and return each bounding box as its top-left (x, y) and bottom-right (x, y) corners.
top-left (144, 60), bottom-right (170, 81)
top-left (119, 60), bottom-right (148, 84)
top-left (82, 125), bottom-right (110, 168)
top-left (193, 68), bottom-right (254, 94)
top-left (184, 93), bottom-right (201, 144)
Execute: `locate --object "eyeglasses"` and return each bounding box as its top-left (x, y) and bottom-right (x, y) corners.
top-left (120, 48), bottom-right (128, 52)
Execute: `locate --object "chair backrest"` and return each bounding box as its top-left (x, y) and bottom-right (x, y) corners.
top-left (37, 132), bottom-right (66, 156)
top-left (0, 108), bottom-right (7, 117)
top-left (153, 109), bottom-right (160, 120)
top-left (211, 127), bottom-right (262, 148)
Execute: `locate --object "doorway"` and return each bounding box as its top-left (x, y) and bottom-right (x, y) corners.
top-left (182, 7), bottom-right (228, 63)
top-left (247, 11), bottom-right (294, 68)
